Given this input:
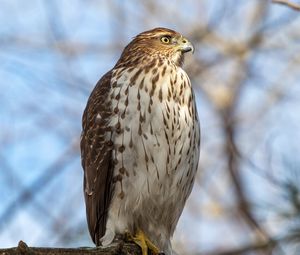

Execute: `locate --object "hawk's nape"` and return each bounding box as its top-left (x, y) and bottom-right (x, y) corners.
top-left (80, 27), bottom-right (200, 255)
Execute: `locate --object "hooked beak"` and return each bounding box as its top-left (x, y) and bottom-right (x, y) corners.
top-left (180, 41), bottom-right (194, 53)
top-left (177, 37), bottom-right (194, 54)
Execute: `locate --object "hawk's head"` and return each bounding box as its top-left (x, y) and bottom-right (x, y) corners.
top-left (118, 27), bottom-right (194, 67)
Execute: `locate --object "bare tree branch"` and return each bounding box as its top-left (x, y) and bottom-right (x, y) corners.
top-left (273, 0), bottom-right (300, 10)
top-left (1, 239), bottom-right (277, 255)
top-left (199, 240), bottom-right (276, 255)
top-left (0, 240), bottom-right (143, 255)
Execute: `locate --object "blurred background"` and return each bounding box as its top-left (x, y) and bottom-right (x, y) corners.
top-left (1, 0), bottom-right (300, 254)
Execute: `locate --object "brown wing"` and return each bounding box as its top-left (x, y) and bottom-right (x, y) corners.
top-left (80, 71), bottom-right (114, 245)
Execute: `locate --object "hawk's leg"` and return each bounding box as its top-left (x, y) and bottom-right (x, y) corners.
top-left (126, 229), bottom-right (161, 255)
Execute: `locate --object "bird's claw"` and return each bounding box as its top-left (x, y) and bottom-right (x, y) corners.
top-left (126, 229), bottom-right (161, 255)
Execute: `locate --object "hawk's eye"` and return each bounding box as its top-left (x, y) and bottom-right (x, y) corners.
top-left (160, 36), bottom-right (171, 44)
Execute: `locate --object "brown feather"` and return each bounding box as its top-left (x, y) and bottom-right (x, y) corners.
top-left (115, 28), bottom-right (185, 69)
top-left (80, 28), bottom-right (198, 252)
top-left (81, 71), bottom-right (114, 245)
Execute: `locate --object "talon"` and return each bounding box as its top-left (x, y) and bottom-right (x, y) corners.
top-left (130, 229), bottom-right (160, 255)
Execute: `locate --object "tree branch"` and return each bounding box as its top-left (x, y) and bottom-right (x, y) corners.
top-left (0, 240), bottom-right (143, 255)
top-left (272, 0), bottom-right (300, 11)
top-left (0, 240), bottom-right (278, 255)
top-left (201, 239), bottom-right (276, 255)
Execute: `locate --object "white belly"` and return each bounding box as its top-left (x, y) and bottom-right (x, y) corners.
top-left (101, 66), bottom-right (200, 254)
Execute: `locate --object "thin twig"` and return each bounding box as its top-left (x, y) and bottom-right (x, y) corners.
top-left (272, 0), bottom-right (300, 11)
top-left (200, 239), bottom-right (276, 255)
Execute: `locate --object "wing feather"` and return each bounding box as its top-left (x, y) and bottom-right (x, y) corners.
top-left (80, 71), bottom-right (114, 245)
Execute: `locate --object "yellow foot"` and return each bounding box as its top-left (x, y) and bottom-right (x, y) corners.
top-left (127, 229), bottom-right (160, 255)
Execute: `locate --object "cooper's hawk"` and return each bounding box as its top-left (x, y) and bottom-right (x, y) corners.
top-left (81, 27), bottom-right (200, 255)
